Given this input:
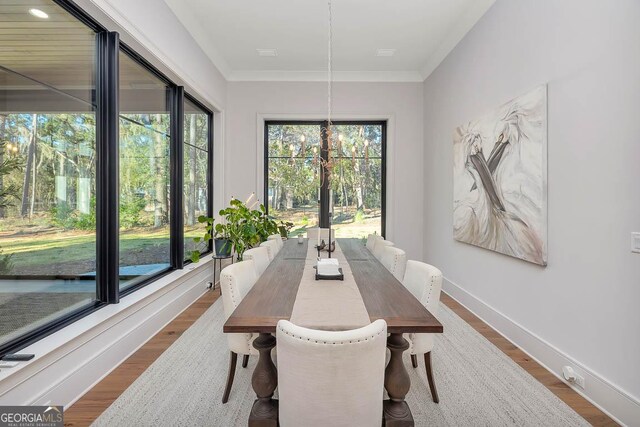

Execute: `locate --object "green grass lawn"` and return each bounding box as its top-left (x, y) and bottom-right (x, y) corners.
top-left (272, 206), bottom-right (382, 238)
top-left (0, 209), bottom-right (375, 275)
top-left (1, 227), bottom-right (174, 274)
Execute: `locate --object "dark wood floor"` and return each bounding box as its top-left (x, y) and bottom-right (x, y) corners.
top-left (64, 289), bottom-right (617, 426)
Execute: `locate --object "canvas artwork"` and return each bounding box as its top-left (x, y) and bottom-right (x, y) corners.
top-left (453, 85), bottom-right (547, 266)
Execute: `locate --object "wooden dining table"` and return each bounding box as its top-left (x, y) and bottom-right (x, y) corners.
top-left (223, 238), bottom-right (443, 426)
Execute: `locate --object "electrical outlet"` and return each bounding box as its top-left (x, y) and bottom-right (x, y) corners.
top-left (574, 372), bottom-right (585, 389)
top-left (562, 365), bottom-right (585, 389)
top-left (632, 232), bottom-right (640, 253)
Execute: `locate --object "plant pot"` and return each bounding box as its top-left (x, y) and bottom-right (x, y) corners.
top-left (214, 238), bottom-right (232, 257)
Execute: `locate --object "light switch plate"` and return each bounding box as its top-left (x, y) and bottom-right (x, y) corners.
top-left (632, 232), bottom-right (640, 253)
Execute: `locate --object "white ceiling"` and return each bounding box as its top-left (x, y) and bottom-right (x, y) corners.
top-left (164, 0), bottom-right (495, 82)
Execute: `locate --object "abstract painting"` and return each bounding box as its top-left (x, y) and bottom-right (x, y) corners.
top-left (453, 85), bottom-right (547, 265)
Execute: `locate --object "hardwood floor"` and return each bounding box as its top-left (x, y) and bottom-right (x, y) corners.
top-left (63, 288), bottom-right (221, 427)
top-left (64, 289), bottom-right (617, 426)
top-left (441, 293), bottom-right (617, 426)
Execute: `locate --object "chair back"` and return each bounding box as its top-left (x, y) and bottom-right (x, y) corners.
top-left (306, 227), bottom-right (335, 241)
top-left (220, 260), bottom-right (259, 355)
top-left (372, 239), bottom-right (394, 260)
top-left (402, 260), bottom-right (443, 317)
top-left (380, 246), bottom-right (407, 281)
top-left (260, 239), bottom-right (279, 261)
top-left (243, 246), bottom-right (271, 276)
top-left (276, 319), bottom-right (387, 427)
top-left (366, 234), bottom-right (383, 252)
top-left (267, 234), bottom-right (284, 250)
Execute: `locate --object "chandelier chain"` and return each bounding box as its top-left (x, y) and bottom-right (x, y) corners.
top-left (327, 0), bottom-right (332, 128)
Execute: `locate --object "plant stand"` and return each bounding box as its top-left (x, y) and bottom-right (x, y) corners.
top-left (211, 254), bottom-right (234, 291)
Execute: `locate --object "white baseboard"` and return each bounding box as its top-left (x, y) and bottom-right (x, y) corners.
top-left (0, 259), bottom-right (214, 409)
top-left (443, 277), bottom-right (640, 427)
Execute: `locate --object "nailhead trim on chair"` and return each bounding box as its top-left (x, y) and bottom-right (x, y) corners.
top-left (277, 325), bottom-right (385, 345)
top-left (222, 271), bottom-right (255, 350)
top-left (221, 272), bottom-right (239, 308)
top-left (422, 272), bottom-right (442, 306)
top-left (392, 253), bottom-right (401, 275)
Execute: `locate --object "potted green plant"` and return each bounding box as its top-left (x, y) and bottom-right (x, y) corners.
top-left (190, 198), bottom-right (281, 263)
top-left (190, 215), bottom-right (232, 262)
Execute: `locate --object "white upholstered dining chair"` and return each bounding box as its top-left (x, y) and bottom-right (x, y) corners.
top-left (260, 239), bottom-right (279, 261)
top-left (366, 233), bottom-right (383, 252)
top-left (267, 233), bottom-right (284, 250)
top-left (242, 246), bottom-right (271, 276)
top-left (401, 260), bottom-right (443, 403)
top-left (372, 238), bottom-right (394, 260)
top-left (380, 246), bottom-right (407, 281)
top-left (306, 227), bottom-right (335, 241)
top-left (276, 319), bottom-right (387, 427)
top-left (220, 260), bottom-right (259, 403)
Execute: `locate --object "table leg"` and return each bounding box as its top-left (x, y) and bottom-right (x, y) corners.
top-left (383, 333), bottom-right (413, 426)
top-left (249, 333), bottom-right (278, 426)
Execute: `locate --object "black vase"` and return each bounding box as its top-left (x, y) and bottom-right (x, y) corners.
top-left (214, 238), bottom-right (232, 257)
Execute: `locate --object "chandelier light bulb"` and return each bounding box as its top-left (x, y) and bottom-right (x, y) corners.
top-left (289, 144), bottom-right (294, 151)
top-left (12, 146), bottom-right (18, 152)
top-left (313, 146), bottom-right (318, 154)
top-left (300, 134), bottom-right (306, 142)
top-left (351, 146), bottom-right (356, 153)
top-left (364, 139), bottom-right (369, 147)
top-left (338, 133), bottom-right (343, 141)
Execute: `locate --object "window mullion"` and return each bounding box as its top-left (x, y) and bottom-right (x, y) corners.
top-left (207, 110), bottom-right (214, 254)
top-left (170, 86), bottom-right (185, 268)
top-left (96, 31), bottom-right (120, 303)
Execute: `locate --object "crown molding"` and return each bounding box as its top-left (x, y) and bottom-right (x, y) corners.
top-left (162, 0), bottom-right (496, 84)
top-left (420, 0), bottom-right (496, 79)
top-left (163, 0), bottom-right (233, 79)
top-left (228, 70), bottom-right (424, 83)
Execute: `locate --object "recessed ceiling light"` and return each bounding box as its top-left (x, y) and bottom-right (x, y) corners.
top-left (376, 49), bottom-right (396, 57)
top-left (29, 8), bottom-right (49, 19)
top-left (257, 49), bottom-right (277, 57)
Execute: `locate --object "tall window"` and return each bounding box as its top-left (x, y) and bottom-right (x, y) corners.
top-left (265, 123), bottom-right (321, 236)
top-left (183, 96), bottom-right (211, 259)
top-left (0, 0), bottom-right (214, 356)
top-left (0, 1), bottom-right (98, 348)
top-left (118, 52), bottom-right (171, 290)
top-left (265, 121), bottom-right (385, 238)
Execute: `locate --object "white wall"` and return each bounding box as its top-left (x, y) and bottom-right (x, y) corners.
top-left (422, 0), bottom-right (640, 424)
top-left (225, 81), bottom-right (424, 260)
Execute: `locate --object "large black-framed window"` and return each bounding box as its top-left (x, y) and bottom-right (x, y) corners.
top-left (264, 120), bottom-right (386, 238)
top-left (0, 0), bottom-right (214, 357)
top-left (118, 48), bottom-right (173, 291)
top-left (183, 95), bottom-right (213, 260)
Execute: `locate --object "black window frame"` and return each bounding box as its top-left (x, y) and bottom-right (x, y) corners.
top-left (183, 92), bottom-right (215, 261)
top-left (0, 0), bottom-right (214, 357)
top-left (264, 120), bottom-right (386, 237)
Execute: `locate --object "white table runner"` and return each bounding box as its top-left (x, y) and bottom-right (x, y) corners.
top-left (289, 240), bottom-right (371, 331)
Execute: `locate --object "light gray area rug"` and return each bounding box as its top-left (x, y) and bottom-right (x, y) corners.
top-left (92, 299), bottom-right (588, 426)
